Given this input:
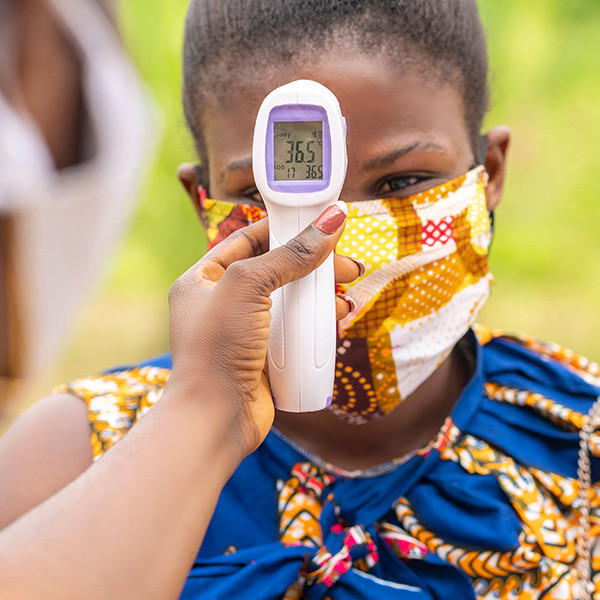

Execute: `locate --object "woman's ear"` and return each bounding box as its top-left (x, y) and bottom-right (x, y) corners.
top-left (483, 126), bottom-right (511, 212)
top-left (177, 162), bottom-right (209, 228)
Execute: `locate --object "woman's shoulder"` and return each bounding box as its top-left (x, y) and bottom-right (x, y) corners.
top-left (0, 392), bottom-right (93, 528)
top-left (475, 324), bottom-right (599, 399)
top-left (455, 325), bottom-right (600, 479)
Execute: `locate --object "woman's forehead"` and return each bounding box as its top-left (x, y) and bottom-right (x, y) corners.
top-left (201, 54), bottom-right (470, 174)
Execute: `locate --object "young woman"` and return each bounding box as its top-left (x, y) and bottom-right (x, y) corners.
top-left (0, 1), bottom-right (598, 598)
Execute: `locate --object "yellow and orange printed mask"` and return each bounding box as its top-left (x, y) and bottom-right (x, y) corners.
top-left (201, 166), bottom-right (492, 423)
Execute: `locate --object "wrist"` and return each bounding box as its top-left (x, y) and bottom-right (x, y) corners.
top-left (161, 367), bottom-right (249, 471)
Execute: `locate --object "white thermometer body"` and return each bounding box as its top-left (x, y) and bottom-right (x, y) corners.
top-left (252, 80), bottom-right (347, 412)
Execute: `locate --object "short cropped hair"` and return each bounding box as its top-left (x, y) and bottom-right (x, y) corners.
top-left (183, 0), bottom-right (489, 166)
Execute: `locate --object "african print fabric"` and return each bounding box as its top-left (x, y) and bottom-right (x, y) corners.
top-left (55, 328), bottom-right (600, 599)
top-left (201, 167), bottom-right (492, 423)
top-left (331, 166), bottom-right (492, 422)
top-left (202, 198), bottom-right (267, 249)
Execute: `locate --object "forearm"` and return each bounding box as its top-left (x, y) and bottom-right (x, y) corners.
top-left (0, 204), bottom-right (348, 598)
top-left (0, 378), bottom-right (241, 599)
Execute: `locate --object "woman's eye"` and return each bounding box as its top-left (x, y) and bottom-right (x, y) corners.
top-left (375, 175), bottom-right (427, 197)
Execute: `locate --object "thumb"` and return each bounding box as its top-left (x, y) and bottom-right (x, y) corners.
top-left (224, 201), bottom-right (348, 296)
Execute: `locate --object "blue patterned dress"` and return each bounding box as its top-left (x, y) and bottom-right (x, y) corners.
top-left (56, 327), bottom-right (600, 599)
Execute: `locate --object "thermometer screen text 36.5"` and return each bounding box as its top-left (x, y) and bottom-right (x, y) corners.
top-left (273, 121), bottom-right (323, 181)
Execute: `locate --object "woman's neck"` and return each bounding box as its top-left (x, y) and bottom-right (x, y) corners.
top-left (273, 338), bottom-right (473, 472)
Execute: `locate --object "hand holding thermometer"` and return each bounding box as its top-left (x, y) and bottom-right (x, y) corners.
top-left (252, 80), bottom-right (348, 412)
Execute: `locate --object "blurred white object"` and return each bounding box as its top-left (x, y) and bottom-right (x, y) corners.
top-left (0, 0), bottom-right (156, 377)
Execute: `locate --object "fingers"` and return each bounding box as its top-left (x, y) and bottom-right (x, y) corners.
top-left (336, 294), bottom-right (357, 320)
top-left (196, 219), bottom-right (271, 283)
top-left (191, 202), bottom-right (365, 301)
top-left (224, 202), bottom-right (349, 295)
top-left (334, 254), bottom-right (365, 284)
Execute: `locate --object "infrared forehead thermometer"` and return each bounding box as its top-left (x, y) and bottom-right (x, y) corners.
top-left (252, 80), bottom-right (347, 413)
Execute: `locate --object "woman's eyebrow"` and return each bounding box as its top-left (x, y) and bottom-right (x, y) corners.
top-left (226, 141), bottom-right (446, 173)
top-left (226, 157), bottom-right (253, 171)
top-left (362, 140), bottom-right (445, 172)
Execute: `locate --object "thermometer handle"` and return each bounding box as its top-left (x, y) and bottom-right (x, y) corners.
top-left (252, 79), bottom-right (347, 413)
top-left (268, 202), bottom-right (337, 412)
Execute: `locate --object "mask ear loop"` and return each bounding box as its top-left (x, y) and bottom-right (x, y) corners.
top-left (194, 164), bottom-right (209, 208)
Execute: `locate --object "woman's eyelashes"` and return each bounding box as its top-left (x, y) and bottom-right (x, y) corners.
top-left (235, 174), bottom-right (433, 206)
top-left (374, 173), bottom-right (431, 197)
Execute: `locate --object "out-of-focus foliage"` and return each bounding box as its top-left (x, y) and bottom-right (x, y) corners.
top-left (479, 0), bottom-right (600, 360)
top-left (56, 0), bottom-right (599, 381)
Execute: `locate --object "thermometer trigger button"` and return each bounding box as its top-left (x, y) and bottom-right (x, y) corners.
top-left (342, 117), bottom-right (347, 137)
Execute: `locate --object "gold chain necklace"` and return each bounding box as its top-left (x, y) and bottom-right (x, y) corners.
top-left (575, 396), bottom-right (600, 599)
top-left (475, 328), bottom-right (600, 599)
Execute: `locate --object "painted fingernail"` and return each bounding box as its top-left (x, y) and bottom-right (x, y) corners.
top-left (338, 294), bottom-right (357, 313)
top-left (313, 201), bottom-right (348, 235)
top-left (348, 257), bottom-right (366, 277)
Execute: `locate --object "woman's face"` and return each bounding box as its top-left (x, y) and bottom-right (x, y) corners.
top-left (196, 51), bottom-right (479, 207)
top-left (178, 50), bottom-right (509, 438)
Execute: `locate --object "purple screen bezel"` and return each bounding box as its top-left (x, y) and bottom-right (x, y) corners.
top-left (266, 104), bottom-right (331, 193)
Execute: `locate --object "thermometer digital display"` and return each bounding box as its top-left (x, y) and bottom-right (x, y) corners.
top-left (273, 121), bottom-right (323, 181)
top-left (253, 80), bottom-right (348, 413)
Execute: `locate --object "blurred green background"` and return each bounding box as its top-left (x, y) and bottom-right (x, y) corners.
top-left (53, 0), bottom-right (600, 386)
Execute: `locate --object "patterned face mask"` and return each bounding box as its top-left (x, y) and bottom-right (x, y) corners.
top-left (200, 166), bottom-right (492, 423)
